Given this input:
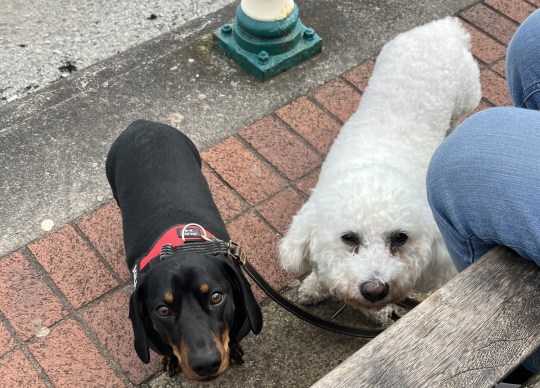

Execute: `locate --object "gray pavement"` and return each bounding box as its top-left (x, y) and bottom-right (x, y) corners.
top-left (0, 0), bottom-right (234, 105)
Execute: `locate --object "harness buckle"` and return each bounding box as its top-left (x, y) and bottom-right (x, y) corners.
top-left (228, 240), bottom-right (248, 266)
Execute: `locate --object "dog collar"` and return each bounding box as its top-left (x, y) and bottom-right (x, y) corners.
top-left (132, 223), bottom-right (216, 287)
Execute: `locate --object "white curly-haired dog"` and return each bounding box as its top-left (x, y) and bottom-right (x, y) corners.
top-left (279, 17), bottom-right (481, 323)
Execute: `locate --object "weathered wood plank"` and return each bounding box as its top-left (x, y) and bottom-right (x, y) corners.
top-left (523, 372), bottom-right (540, 387)
top-left (312, 246), bottom-right (540, 388)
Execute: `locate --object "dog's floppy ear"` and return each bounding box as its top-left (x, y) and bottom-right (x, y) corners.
top-left (128, 283), bottom-right (150, 364)
top-left (223, 260), bottom-right (263, 338)
top-left (279, 200), bottom-right (316, 273)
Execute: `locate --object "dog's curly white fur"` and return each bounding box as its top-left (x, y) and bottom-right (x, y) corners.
top-left (279, 18), bottom-right (481, 323)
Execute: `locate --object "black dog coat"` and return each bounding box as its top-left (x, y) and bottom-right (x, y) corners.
top-left (106, 120), bottom-right (262, 379)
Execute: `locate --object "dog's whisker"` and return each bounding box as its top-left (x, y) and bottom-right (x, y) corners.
top-left (331, 304), bottom-right (347, 319)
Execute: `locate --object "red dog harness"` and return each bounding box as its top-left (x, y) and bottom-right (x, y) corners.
top-left (132, 223), bottom-right (218, 287)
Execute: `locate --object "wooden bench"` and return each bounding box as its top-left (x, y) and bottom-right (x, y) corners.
top-left (312, 246), bottom-right (540, 387)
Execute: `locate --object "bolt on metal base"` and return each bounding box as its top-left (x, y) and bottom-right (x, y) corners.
top-left (214, 4), bottom-right (322, 81)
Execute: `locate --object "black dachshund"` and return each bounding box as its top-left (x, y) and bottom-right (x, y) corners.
top-left (106, 120), bottom-right (262, 380)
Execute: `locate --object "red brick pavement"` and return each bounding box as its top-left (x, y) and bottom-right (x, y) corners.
top-left (0, 2), bottom-right (535, 386)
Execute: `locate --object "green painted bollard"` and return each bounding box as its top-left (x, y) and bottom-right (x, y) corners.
top-left (214, 0), bottom-right (322, 81)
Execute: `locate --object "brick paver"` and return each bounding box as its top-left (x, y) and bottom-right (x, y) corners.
top-left (0, 351), bottom-right (47, 388)
top-left (343, 59), bottom-right (375, 92)
top-left (295, 168), bottom-right (321, 196)
top-left (202, 137), bottom-right (285, 205)
top-left (276, 97), bottom-right (341, 155)
top-left (77, 202), bottom-right (130, 282)
top-left (312, 78), bottom-right (362, 123)
top-left (0, 322), bottom-right (16, 357)
top-left (82, 289), bottom-right (161, 385)
top-left (240, 115), bottom-right (322, 181)
top-left (0, 2), bottom-right (536, 386)
top-left (202, 165), bottom-right (247, 221)
top-left (0, 252), bottom-right (67, 340)
top-left (485, 0), bottom-right (537, 23)
top-left (29, 319), bottom-right (125, 387)
top-left (480, 67), bottom-right (513, 106)
top-left (227, 211), bottom-right (296, 301)
top-left (28, 225), bottom-right (118, 309)
top-left (491, 58), bottom-right (506, 77)
top-left (463, 22), bottom-right (507, 65)
top-left (256, 188), bottom-right (306, 235)
top-left (460, 3), bottom-right (519, 44)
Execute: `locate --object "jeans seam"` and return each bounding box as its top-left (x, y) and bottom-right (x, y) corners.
top-left (521, 82), bottom-right (540, 108)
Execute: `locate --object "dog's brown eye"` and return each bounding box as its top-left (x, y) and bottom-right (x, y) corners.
top-left (210, 292), bottom-right (224, 305)
top-left (341, 232), bottom-right (360, 246)
top-left (156, 305), bottom-right (171, 317)
top-left (391, 232), bottom-right (408, 246)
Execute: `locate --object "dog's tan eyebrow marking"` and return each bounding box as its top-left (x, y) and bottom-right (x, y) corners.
top-left (164, 292), bottom-right (174, 303)
top-left (199, 283), bottom-right (209, 294)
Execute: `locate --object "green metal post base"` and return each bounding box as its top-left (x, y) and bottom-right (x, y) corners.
top-left (214, 4), bottom-right (322, 81)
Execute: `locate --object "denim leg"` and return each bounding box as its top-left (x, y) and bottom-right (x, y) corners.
top-left (427, 107), bottom-right (540, 372)
top-left (428, 107), bottom-right (540, 268)
top-left (506, 9), bottom-right (540, 110)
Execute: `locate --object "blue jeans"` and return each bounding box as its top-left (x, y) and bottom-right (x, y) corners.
top-left (427, 9), bottom-right (540, 373)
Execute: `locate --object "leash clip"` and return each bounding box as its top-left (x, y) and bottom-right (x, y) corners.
top-left (227, 240), bottom-right (248, 266)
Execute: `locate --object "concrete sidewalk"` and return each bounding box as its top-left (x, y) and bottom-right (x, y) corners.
top-left (0, 0), bottom-right (535, 386)
top-left (0, 0), bottom-right (235, 105)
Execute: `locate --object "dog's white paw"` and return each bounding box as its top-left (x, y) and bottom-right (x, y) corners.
top-left (358, 306), bottom-right (393, 326)
top-left (297, 272), bottom-right (330, 305)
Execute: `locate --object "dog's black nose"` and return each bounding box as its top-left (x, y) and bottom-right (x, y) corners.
top-left (189, 350), bottom-right (222, 377)
top-left (360, 280), bottom-right (389, 302)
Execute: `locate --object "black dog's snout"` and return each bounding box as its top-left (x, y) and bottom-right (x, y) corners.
top-left (360, 280), bottom-right (389, 302)
top-left (189, 350), bottom-right (222, 377)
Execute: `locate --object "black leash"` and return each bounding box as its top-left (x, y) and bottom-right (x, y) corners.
top-left (227, 241), bottom-right (420, 338)
top-left (137, 228), bottom-right (420, 339)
